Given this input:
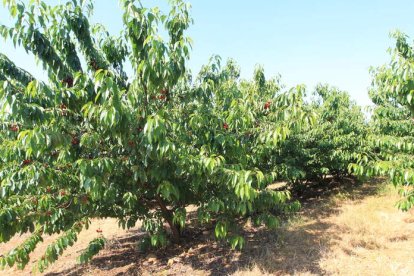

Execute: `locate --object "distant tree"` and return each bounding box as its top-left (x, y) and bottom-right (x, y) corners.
top-left (275, 85), bottom-right (368, 185)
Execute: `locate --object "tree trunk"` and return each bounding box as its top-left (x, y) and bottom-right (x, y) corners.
top-left (156, 195), bottom-right (180, 243)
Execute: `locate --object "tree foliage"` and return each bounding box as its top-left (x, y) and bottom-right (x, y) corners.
top-left (275, 84), bottom-right (368, 185)
top-left (2, 0), bottom-right (412, 272)
top-left (351, 31), bottom-right (414, 210)
top-left (0, 0), bottom-right (310, 271)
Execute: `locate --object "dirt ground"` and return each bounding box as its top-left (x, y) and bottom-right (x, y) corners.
top-left (1, 178), bottom-right (414, 275)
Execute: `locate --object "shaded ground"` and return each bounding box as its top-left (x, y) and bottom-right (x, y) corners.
top-left (2, 177), bottom-right (414, 275)
top-left (0, 218), bottom-right (136, 276)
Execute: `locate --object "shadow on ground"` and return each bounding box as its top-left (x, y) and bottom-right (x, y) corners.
top-left (292, 176), bottom-right (383, 218)
top-left (45, 177), bottom-right (384, 276)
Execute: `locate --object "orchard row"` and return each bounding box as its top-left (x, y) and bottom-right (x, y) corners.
top-left (0, 0), bottom-right (413, 272)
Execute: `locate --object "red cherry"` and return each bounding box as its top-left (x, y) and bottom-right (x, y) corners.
top-left (157, 95), bottom-right (166, 100)
top-left (81, 195), bottom-right (89, 204)
top-left (264, 101), bottom-right (271, 110)
top-left (89, 60), bottom-right (99, 70)
top-left (223, 123), bottom-right (229, 130)
top-left (10, 124), bottom-right (19, 132)
top-left (59, 103), bottom-right (68, 116)
top-left (60, 191), bottom-right (66, 196)
top-left (68, 78), bottom-right (73, 87)
top-left (62, 77), bottom-right (74, 88)
top-left (71, 137), bottom-right (80, 145)
top-left (22, 159), bottom-right (32, 166)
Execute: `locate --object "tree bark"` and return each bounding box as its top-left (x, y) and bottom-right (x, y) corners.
top-left (156, 195), bottom-right (180, 243)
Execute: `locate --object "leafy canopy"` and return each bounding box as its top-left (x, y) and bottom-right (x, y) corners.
top-left (0, 0), bottom-right (309, 271)
top-left (276, 84), bottom-right (368, 185)
top-left (351, 31), bottom-right (414, 210)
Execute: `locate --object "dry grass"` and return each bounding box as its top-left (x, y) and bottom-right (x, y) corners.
top-left (318, 184), bottom-right (414, 276)
top-left (235, 181), bottom-right (414, 276)
top-left (2, 179), bottom-right (414, 275)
